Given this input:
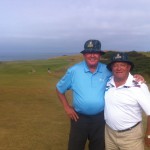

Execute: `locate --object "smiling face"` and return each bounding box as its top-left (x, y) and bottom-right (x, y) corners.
top-left (83, 53), bottom-right (101, 72)
top-left (111, 62), bottom-right (131, 82)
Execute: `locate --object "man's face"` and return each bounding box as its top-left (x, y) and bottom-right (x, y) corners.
top-left (83, 53), bottom-right (101, 68)
top-left (111, 62), bottom-right (131, 80)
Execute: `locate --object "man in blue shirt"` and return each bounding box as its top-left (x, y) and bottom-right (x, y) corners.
top-left (56, 39), bottom-right (111, 150)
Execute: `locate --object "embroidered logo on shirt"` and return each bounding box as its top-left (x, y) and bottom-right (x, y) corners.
top-left (123, 81), bottom-right (141, 88)
top-left (105, 84), bottom-right (114, 91)
top-left (99, 78), bottom-right (105, 82)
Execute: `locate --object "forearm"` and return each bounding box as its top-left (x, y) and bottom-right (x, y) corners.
top-left (56, 88), bottom-right (79, 121)
top-left (56, 88), bottom-right (70, 110)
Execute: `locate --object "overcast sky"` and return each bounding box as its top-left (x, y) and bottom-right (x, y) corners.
top-left (0, 0), bottom-right (150, 54)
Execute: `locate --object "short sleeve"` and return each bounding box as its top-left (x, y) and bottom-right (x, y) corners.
top-left (56, 68), bottom-right (72, 94)
top-left (137, 84), bottom-right (150, 115)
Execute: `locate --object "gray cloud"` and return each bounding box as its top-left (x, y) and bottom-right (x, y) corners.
top-left (0, 0), bottom-right (150, 53)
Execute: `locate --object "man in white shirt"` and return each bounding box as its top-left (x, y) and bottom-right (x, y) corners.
top-left (104, 52), bottom-right (150, 150)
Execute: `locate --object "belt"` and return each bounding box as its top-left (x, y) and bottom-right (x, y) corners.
top-left (117, 122), bottom-right (141, 132)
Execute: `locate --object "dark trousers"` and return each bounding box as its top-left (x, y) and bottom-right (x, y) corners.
top-left (68, 111), bottom-right (105, 150)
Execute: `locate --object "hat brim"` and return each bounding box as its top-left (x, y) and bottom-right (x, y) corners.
top-left (80, 50), bottom-right (105, 55)
top-left (107, 61), bottom-right (134, 71)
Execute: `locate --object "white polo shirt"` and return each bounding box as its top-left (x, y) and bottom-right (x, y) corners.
top-left (104, 73), bottom-right (150, 131)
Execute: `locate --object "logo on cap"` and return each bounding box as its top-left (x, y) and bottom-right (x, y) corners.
top-left (87, 41), bottom-right (93, 48)
top-left (115, 53), bottom-right (122, 59)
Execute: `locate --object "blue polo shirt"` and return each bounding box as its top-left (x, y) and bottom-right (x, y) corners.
top-left (56, 61), bottom-right (111, 115)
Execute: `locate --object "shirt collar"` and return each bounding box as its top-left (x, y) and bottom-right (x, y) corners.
top-left (124, 73), bottom-right (134, 86)
top-left (107, 73), bottom-right (134, 87)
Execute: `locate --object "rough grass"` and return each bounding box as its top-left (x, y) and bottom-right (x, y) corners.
top-left (0, 55), bottom-right (83, 150)
top-left (0, 54), bottom-right (149, 150)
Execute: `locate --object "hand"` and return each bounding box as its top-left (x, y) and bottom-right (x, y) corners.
top-left (64, 106), bottom-right (79, 122)
top-left (133, 74), bottom-right (146, 83)
top-left (145, 135), bottom-right (150, 147)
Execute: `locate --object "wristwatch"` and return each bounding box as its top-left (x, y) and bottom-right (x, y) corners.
top-left (147, 135), bottom-right (150, 139)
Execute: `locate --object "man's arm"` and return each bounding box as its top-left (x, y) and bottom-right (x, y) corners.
top-left (56, 88), bottom-right (79, 121)
top-left (145, 116), bottom-right (150, 147)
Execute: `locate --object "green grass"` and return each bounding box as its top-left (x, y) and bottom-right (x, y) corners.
top-left (0, 54), bottom-right (149, 150)
top-left (0, 55), bottom-right (83, 150)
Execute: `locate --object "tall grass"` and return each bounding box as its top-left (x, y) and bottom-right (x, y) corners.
top-left (0, 54), bottom-right (149, 150)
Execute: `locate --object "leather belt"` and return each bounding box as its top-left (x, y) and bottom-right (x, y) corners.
top-left (117, 122), bottom-right (141, 132)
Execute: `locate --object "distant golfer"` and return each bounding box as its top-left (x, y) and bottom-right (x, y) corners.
top-left (48, 68), bottom-right (51, 73)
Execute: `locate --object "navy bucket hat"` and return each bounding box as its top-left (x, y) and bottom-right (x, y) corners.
top-left (107, 52), bottom-right (134, 71)
top-left (80, 39), bottom-right (105, 55)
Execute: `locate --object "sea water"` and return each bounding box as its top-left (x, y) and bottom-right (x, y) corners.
top-left (0, 51), bottom-right (77, 61)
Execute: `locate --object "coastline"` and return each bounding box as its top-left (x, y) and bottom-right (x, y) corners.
top-left (0, 52), bottom-right (78, 62)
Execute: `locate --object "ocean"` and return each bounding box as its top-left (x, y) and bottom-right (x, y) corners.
top-left (0, 51), bottom-right (78, 61)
